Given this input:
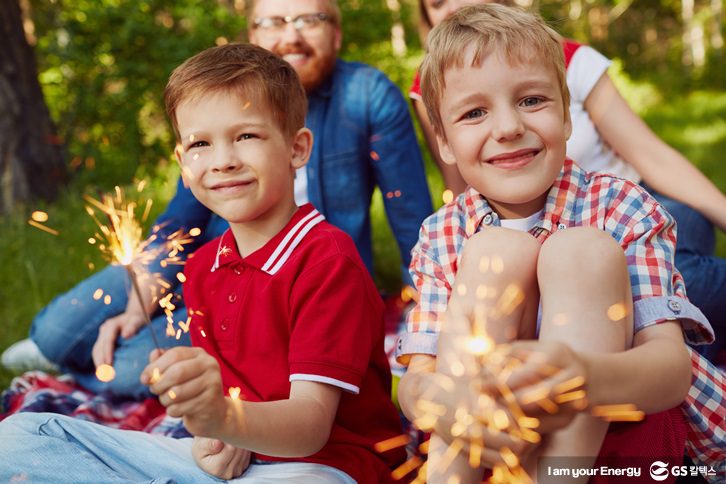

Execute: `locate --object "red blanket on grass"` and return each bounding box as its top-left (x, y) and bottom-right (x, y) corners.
top-left (0, 371), bottom-right (190, 438)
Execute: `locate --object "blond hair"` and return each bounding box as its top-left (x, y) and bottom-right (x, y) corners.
top-left (247, 0), bottom-right (342, 28)
top-left (164, 43), bottom-right (306, 141)
top-left (420, 3), bottom-right (569, 137)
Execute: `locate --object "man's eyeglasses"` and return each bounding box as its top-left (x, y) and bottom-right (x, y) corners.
top-left (253, 13), bottom-right (332, 33)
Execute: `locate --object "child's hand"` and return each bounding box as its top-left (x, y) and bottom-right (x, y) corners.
top-left (141, 346), bottom-right (226, 436)
top-left (431, 321), bottom-right (532, 467)
top-left (92, 309), bottom-right (147, 367)
top-left (192, 437), bottom-right (250, 480)
top-left (504, 340), bottom-right (589, 434)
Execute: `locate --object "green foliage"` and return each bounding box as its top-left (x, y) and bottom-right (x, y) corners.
top-left (1, 0), bottom-right (724, 390)
top-left (30, 0), bottom-right (245, 187)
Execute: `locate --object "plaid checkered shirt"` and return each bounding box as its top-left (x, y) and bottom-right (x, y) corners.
top-left (397, 159), bottom-right (724, 475)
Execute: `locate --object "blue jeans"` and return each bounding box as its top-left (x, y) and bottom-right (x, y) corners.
top-left (30, 265), bottom-right (191, 399)
top-left (648, 189), bottom-right (726, 361)
top-left (0, 413), bottom-right (354, 483)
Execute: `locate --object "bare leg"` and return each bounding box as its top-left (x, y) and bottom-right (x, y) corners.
top-left (430, 228), bottom-right (541, 483)
top-left (528, 227), bottom-right (633, 481)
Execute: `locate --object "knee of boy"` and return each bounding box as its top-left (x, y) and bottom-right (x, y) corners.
top-left (461, 227), bottom-right (540, 273)
top-left (540, 227), bottom-right (625, 274)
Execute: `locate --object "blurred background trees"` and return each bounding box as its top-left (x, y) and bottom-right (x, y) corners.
top-left (10, 0), bottom-right (722, 203)
top-left (1, 0), bottom-right (65, 214)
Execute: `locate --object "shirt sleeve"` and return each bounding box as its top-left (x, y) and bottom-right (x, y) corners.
top-left (567, 45), bottom-right (611, 105)
top-left (682, 349), bottom-right (726, 477)
top-left (396, 222), bottom-right (452, 364)
top-left (288, 254), bottom-right (384, 394)
top-left (366, 70), bottom-right (433, 284)
top-left (610, 179), bottom-right (713, 344)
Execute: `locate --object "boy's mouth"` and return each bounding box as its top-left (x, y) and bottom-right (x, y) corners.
top-left (485, 148), bottom-right (541, 169)
top-left (210, 179), bottom-right (254, 193)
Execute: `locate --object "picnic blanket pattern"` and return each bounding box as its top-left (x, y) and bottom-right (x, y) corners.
top-left (0, 371), bottom-right (190, 439)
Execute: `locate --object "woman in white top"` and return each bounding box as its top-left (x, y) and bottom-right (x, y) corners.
top-left (411, 0), bottom-right (725, 361)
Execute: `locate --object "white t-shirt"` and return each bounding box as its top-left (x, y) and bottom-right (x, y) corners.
top-left (499, 209), bottom-right (544, 232)
top-left (294, 166), bottom-right (309, 205)
top-left (566, 46), bottom-right (641, 183)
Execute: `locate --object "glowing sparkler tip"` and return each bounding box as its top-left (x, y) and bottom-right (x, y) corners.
top-left (95, 364), bottom-right (116, 382)
top-left (229, 386), bottom-right (241, 400)
top-left (466, 335), bottom-right (494, 356)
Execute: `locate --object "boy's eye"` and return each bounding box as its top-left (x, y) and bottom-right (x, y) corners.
top-left (237, 133), bottom-right (257, 141)
top-left (429, 0), bottom-right (445, 9)
top-left (188, 141), bottom-right (208, 149)
top-left (463, 108), bottom-right (484, 120)
top-left (520, 97), bottom-right (544, 107)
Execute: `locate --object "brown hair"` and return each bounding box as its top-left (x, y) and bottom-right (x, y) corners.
top-left (417, 0), bottom-right (517, 44)
top-left (164, 43), bottom-right (307, 141)
top-left (246, 0), bottom-right (342, 29)
top-left (420, 3), bottom-right (569, 137)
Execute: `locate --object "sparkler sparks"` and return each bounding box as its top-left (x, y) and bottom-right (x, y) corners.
top-left (95, 364), bottom-right (116, 382)
top-left (85, 186), bottom-right (197, 366)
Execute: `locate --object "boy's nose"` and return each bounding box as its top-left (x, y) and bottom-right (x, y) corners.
top-left (492, 109), bottom-right (525, 142)
top-left (211, 145), bottom-right (242, 172)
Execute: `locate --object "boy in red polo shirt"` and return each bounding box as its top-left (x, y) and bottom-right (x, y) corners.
top-left (0, 43), bottom-right (405, 484)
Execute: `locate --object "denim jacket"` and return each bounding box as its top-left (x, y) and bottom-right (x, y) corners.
top-left (148, 59), bottom-right (432, 286)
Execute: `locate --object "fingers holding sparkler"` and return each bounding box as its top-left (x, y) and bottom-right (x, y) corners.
top-left (141, 346), bottom-right (226, 436)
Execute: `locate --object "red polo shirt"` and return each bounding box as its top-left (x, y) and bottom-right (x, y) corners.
top-left (184, 203), bottom-right (405, 483)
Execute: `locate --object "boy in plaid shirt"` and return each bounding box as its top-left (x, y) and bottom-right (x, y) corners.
top-left (396, 5), bottom-right (722, 482)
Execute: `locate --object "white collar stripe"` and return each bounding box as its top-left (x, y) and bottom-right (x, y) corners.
top-left (261, 209), bottom-right (321, 273)
top-left (266, 213), bottom-right (325, 275)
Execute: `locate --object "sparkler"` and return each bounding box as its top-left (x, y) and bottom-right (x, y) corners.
top-left (85, 189), bottom-right (163, 351)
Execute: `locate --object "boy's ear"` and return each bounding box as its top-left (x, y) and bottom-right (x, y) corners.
top-left (291, 127), bottom-right (313, 169)
top-left (564, 112), bottom-right (573, 141)
top-left (174, 144), bottom-right (190, 189)
top-left (436, 134), bottom-right (457, 166)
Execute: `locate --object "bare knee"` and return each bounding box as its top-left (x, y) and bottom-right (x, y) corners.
top-left (539, 227), bottom-right (626, 278)
top-left (538, 227), bottom-right (633, 348)
top-left (459, 227), bottom-right (541, 280)
top-left (452, 228), bottom-right (541, 340)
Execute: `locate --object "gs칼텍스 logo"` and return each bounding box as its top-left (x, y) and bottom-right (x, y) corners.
top-left (649, 461), bottom-right (670, 481)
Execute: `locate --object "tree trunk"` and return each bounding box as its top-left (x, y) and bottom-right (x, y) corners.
top-left (0, 0), bottom-right (65, 214)
top-left (682, 0), bottom-right (695, 66)
top-left (712, 0), bottom-right (724, 51)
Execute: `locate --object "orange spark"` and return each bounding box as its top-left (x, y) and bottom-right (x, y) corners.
top-left (374, 434), bottom-right (411, 453)
top-left (27, 220), bottom-right (59, 236)
top-left (31, 211), bottom-right (49, 222)
top-left (95, 364), bottom-right (116, 382)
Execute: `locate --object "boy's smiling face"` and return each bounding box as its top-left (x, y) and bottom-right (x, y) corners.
top-left (175, 90), bottom-right (310, 230)
top-left (437, 48), bottom-right (571, 219)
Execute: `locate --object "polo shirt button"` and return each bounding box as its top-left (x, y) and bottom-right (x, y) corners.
top-left (220, 319), bottom-right (230, 331)
top-left (668, 299), bottom-right (682, 314)
top-left (228, 293), bottom-right (237, 303)
top-left (558, 223), bottom-right (567, 230)
top-left (233, 267), bottom-right (241, 275)
top-left (483, 214), bottom-right (493, 225)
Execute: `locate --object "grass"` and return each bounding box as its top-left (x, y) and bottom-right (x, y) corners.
top-left (2, 82), bottom-right (726, 392)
